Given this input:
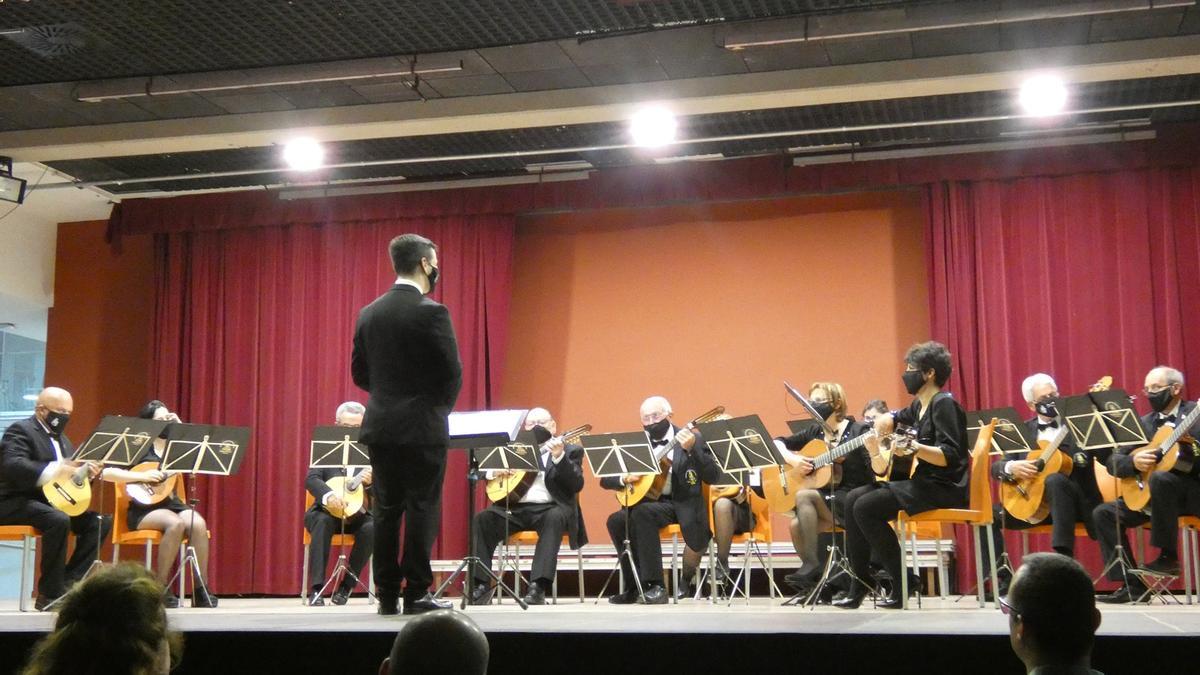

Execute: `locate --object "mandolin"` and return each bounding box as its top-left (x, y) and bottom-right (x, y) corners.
top-left (324, 470), bottom-right (371, 519)
top-left (42, 464), bottom-right (93, 516)
top-left (1120, 398), bottom-right (1200, 512)
top-left (760, 430), bottom-right (879, 514)
top-left (871, 424), bottom-right (919, 478)
top-left (123, 461), bottom-right (182, 506)
top-left (615, 406), bottom-right (725, 508)
top-left (1001, 376), bottom-right (1110, 522)
top-left (485, 424), bottom-right (592, 508)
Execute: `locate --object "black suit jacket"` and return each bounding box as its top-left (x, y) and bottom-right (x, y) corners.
top-left (1109, 401), bottom-right (1200, 479)
top-left (990, 418), bottom-right (1106, 507)
top-left (351, 284), bottom-right (463, 447)
top-left (601, 427), bottom-right (721, 551)
top-left (539, 444), bottom-right (589, 549)
top-left (0, 417), bottom-right (73, 505)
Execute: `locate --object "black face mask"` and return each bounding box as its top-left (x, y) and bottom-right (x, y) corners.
top-left (530, 424), bottom-right (553, 446)
top-left (811, 401), bottom-right (835, 422)
top-left (425, 264), bottom-right (440, 295)
top-left (902, 370), bottom-right (926, 396)
top-left (1035, 400), bottom-right (1059, 419)
top-left (44, 411), bottom-right (70, 437)
top-left (1148, 388), bottom-right (1175, 413)
top-left (643, 418), bottom-right (671, 439)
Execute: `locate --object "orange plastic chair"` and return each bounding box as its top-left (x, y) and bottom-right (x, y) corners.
top-left (0, 526), bottom-right (39, 611)
top-left (501, 530), bottom-right (584, 603)
top-left (300, 492), bottom-right (373, 604)
top-left (897, 418), bottom-right (1000, 609)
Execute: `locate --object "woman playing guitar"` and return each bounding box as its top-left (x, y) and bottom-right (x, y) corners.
top-left (835, 341), bottom-right (970, 609)
top-left (122, 400), bottom-right (217, 608)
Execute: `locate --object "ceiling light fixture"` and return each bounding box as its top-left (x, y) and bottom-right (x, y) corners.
top-left (1018, 74), bottom-right (1069, 117)
top-left (630, 107), bottom-right (678, 148)
top-left (282, 138), bottom-right (324, 171)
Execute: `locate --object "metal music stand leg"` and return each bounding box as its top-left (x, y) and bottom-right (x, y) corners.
top-left (595, 488), bottom-right (645, 604)
top-left (432, 449), bottom-right (526, 610)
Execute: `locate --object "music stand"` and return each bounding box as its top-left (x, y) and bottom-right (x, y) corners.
top-left (307, 425), bottom-right (373, 605)
top-left (581, 431), bottom-right (660, 604)
top-left (967, 408), bottom-right (1035, 457)
top-left (45, 416), bottom-right (167, 607)
top-left (784, 382), bottom-right (835, 435)
top-left (160, 423), bottom-right (250, 604)
top-left (696, 415), bottom-right (786, 603)
top-left (433, 409), bottom-right (529, 610)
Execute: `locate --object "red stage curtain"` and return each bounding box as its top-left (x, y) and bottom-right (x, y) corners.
top-left (926, 165), bottom-right (1200, 588)
top-left (149, 215), bottom-right (514, 595)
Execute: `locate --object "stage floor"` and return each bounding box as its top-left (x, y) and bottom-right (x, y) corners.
top-left (2, 596), bottom-right (1198, 637)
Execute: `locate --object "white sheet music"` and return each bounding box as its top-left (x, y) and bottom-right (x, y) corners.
top-left (448, 409), bottom-right (527, 441)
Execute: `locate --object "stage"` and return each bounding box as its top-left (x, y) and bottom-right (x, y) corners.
top-left (0, 596), bottom-right (1195, 674)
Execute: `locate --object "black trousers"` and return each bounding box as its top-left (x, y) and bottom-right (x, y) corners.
top-left (843, 484), bottom-right (905, 591)
top-left (304, 509), bottom-right (374, 593)
top-left (987, 473), bottom-right (1098, 559)
top-left (368, 443), bottom-right (447, 601)
top-left (606, 499), bottom-right (687, 586)
top-left (472, 502), bottom-right (570, 587)
top-left (1093, 499), bottom-right (1150, 582)
top-left (0, 498), bottom-right (112, 598)
top-left (1147, 471), bottom-right (1200, 552)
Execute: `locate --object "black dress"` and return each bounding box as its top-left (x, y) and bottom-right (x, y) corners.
top-left (126, 451), bottom-right (189, 530)
top-left (884, 392), bottom-right (970, 514)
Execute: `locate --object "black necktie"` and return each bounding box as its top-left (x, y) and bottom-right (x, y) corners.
top-left (1038, 421), bottom-right (1059, 431)
top-left (1158, 414), bottom-right (1178, 427)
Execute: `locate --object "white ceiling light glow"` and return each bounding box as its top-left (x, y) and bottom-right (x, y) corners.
top-left (1018, 74), bottom-right (1069, 117)
top-left (282, 137), bottom-right (325, 171)
top-left (630, 107), bottom-right (678, 148)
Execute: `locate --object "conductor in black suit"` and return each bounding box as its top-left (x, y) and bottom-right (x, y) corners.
top-left (352, 234), bottom-right (463, 615)
top-left (0, 387), bottom-right (111, 610)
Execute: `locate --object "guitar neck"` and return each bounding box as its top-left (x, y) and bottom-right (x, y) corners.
top-left (812, 432), bottom-right (870, 469)
top-left (1161, 401), bottom-right (1200, 449)
top-left (1036, 425), bottom-right (1071, 462)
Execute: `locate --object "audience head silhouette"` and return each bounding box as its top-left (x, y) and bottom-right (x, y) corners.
top-left (22, 563), bottom-right (181, 675)
top-left (1006, 553), bottom-right (1102, 674)
top-left (379, 609), bottom-right (488, 675)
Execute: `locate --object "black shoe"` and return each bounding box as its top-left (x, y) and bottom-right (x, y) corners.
top-left (467, 583), bottom-right (494, 606)
top-left (640, 584), bottom-right (669, 605)
top-left (674, 580), bottom-right (697, 601)
top-left (784, 568), bottom-right (821, 593)
top-left (1140, 554), bottom-right (1181, 576)
top-left (607, 589), bottom-right (638, 605)
top-left (877, 587), bottom-right (904, 609)
top-left (522, 583), bottom-right (547, 606)
top-left (403, 592), bottom-right (452, 615)
top-left (307, 591), bottom-right (325, 607)
top-left (331, 587), bottom-right (350, 606)
top-left (34, 594), bottom-right (61, 612)
top-left (1098, 583), bottom-right (1145, 604)
top-left (377, 595), bottom-right (399, 615)
top-left (163, 591), bottom-right (180, 609)
top-left (832, 586), bottom-right (866, 609)
top-left (192, 589), bottom-right (218, 608)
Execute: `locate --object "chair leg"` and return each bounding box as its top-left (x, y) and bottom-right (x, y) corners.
top-left (767, 540), bottom-right (775, 599)
top-left (909, 529), bottom-right (921, 609)
top-left (145, 540), bottom-right (152, 569)
top-left (1182, 528), bottom-right (1192, 606)
top-left (1190, 527), bottom-right (1200, 606)
top-left (972, 526), bottom-right (986, 609)
top-left (670, 534), bottom-right (679, 605)
top-left (513, 541), bottom-right (521, 599)
top-left (112, 542), bottom-right (120, 564)
top-left (19, 535), bottom-right (33, 612)
top-left (368, 555), bottom-right (375, 606)
top-left (985, 523), bottom-right (1000, 610)
top-left (935, 537), bottom-right (948, 601)
top-left (1021, 531), bottom-right (1029, 558)
top-left (178, 544), bottom-right (186, 599)
top-left (301, 542), bottom-right (310, 604)
top-left (897, 517), bottom-right (908, 609)
top-left (743, 540), bottom-right (751, 605)
top-left (577, 547), bottom-right (585, 603)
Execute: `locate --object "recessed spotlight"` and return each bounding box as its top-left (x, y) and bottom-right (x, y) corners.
top-left (630, 107), bottom-right (678, 148)
top-left (282, 138), bottom-right (325, 171)
top-left (1018, 74), bottom-right (1068, 117)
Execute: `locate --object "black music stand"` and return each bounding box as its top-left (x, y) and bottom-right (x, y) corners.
top-left (477, 431), bottom-right (542, 603)
top-left (784, 382), bottom-right (836, 435)
top-left (160, 423), bottom-right (250, 604)
top-left (697, 415), bottom-right (786, 602)
top-left (307, 425), bottom-right (374, 606)
top-left (433, 410), bottom-right (529, 610)
top-left (581, 431), bottom-right (660, 604)
top-left (42, 416), bottom-right (167, 609)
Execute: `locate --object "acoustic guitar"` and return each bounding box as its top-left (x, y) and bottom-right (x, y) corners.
top-left (485, 424), bottom-right (592, 508)
top-left (324, 470), bottom-right (372, 519)
top-left (615, 406), bottom-right (725, 508)
top-left (1000, 376), bottom-right (1110, 522)
top-left (124, 461), bottom-right (182, 506)
top-left (43, 464), bottom-right (93, 516)
top-left (760, 429), bottom-right (880, 514)
top-left (1120, 397), bottom-right (1200, 512)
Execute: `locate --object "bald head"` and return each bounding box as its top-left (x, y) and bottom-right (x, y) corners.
top-left (523, 407), bottom-right (555, 434)
top-left (639, 396), bottom-right (672, 420)
top-left (37, 387), bottom-right (73, 412)
top-left (379, 610), bottom-right (488, 675)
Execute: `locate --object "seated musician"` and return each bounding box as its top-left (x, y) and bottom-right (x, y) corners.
top-left (987, 373), bottom-right (1109, 596)
top-left (838, 341), bottom-right (969, 609)
top-left (468, 407), bottom-right (587, 606)
top-left (765, 382), bottom-right (873, 596)
top-left (119, 400), bottom-right (217, 608)
top-left (304, 401), bottom-right (375, 606)
top-left (1095, 366), bottom-right (1200, 603)
top-left (861, 400), bottom-right (889, 426)
top-left (0, 387), bottom-right (111, 610)
top-left (603, 396), bottom-right (721, 605)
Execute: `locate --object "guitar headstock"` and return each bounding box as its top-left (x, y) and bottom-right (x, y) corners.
top-left (561, 424), bottom-right (592, 443)
top-left (690, 406), bottom-right (726, 427)
top-left (1089, 376), bottom-right (1113, 393)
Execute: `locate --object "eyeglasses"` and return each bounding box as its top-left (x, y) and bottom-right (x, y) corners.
top-left (998, 595), bottom-right (1020, 620)
top-left (1143, 385), bottom-right (1174, 396)
top-left (640, 411), bottom-right (669, 425)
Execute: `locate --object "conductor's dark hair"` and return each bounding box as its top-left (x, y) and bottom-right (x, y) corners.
top-left (389, 234), bottom-right (437, 276)
top-left (137, 400), bottom-right (167, 419)
top-left (862, 400), bottom-right (889, 416)
top-left (1008, 553), bottom-right (1097, 665)
top-left (905, 341), bottom-right (953, 387)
